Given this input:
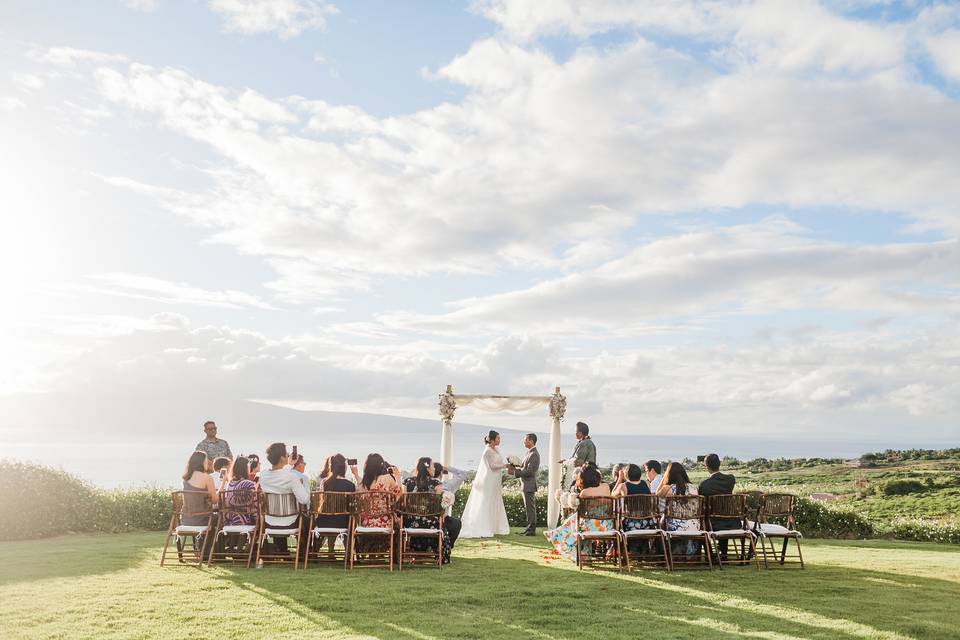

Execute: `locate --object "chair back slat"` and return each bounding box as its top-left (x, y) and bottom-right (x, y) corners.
top-left (760, 493), bottom-right (797, 519)
top-left (663, 495), bottom-right (704, 521)
top-left (620, 494), bottom-right (659, 520)
top-left (311, 491), bottom-right (355, 516)
top-left (353, 491), bottom-right (397, 519)
top-left (180, 490), bottom-right (213, 518)
top-left (706, 494), bottom-right (747, 519)
top-left (577, 496), bottom-right (616, 520)
top-left (396, 492), bottom-right (444, 517)
top-left (220, 488), bottom-right (260, 520)
top-left (262, 492), bottom-right (300, 518)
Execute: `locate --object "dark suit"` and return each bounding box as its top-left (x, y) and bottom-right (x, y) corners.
top-left (513, 447), bottom-right (540, 532)
top-left (698, 471), bottom-right (738, 555)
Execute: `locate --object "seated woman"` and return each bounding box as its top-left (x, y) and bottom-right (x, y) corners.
top-left (401, 456), bottom-right (452, 564)
top-left (223, 456), bottom-right (257, 526)
top-left (544, 464), bottom-right (614, 561)
top-left (182, 450), bottom-right (219, 525)
top-left (612, 463), bottom-right (655, 551)
top-left (356, 453), bottom-right (404, 552)
top-left (313, 454), bottom-right (356, 552)
top-left (655, 461), bottom-right (700, 554)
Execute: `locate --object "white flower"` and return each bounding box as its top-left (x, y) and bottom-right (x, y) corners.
top-left (507, 455), bottom-right (522, 466)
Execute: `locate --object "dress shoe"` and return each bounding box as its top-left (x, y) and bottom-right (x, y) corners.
top-left (521, 530), bottom-right (536, 536)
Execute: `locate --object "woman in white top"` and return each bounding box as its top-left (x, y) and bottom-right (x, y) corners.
top-left (459, 431), bottom-right (510, 538)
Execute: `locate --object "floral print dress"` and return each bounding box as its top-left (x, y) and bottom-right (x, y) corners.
top-left (402, 477), bottom-right (452, 564)
top-left (545, 502), bottom-right (615, 562)
top-left (359, 475), bottom-right (403, 528)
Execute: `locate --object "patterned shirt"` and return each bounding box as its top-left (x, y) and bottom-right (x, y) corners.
top-left (195, 438), bottom-right (232, 460)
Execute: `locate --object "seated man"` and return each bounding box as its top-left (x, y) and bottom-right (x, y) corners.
top-left (258, 442), bottom-right (310, 553)
top-left (697, 453), bottom-right (739, 559)
top-left (432, 462), bottom-right (463, 548)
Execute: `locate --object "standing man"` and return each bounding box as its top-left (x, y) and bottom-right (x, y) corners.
top-left (560, 421), bottom-right (596, 487)
top-left (195, 420), bottom-right (232, 461)
top-left (508, 433), bottom-right (541, 536)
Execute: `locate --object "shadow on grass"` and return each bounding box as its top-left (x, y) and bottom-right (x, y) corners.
top-left (0, 531), bottom-right (158, 586)
top-left (210, 540), bottom-right (960, 640)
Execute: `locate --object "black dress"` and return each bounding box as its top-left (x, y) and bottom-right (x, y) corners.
top-left (402, 477), bottom-right (452, 564)
top-left (314, 477), bottom-right (355, 529)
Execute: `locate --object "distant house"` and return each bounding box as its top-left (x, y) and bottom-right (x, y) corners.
top-left (810, 493), bottom-right (838, 502)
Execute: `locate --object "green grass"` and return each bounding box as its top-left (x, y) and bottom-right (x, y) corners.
top-left (2, 530), bottom-right (959, 639)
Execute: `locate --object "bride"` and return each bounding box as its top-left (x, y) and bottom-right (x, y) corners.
top-left (459, 430), bottom-right (510, 538)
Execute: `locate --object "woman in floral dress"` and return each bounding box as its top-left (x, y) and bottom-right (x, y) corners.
top-left (655, 461), bottom-right (700, 555)
top-left (357, 453), bottom-right (404, 553)
top-left (545, 464), bottom-right (614, 561)
top-left (402, 456), bottom-right (452, 564)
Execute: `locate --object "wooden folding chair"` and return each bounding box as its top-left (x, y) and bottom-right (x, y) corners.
top-left (350, 491), bottom-right (397, 570)
top-left (160, 490), bottom-right (214, 567)
top-left (304, 491), bottom-right (354, 570)
top-left (619, 494), bottom-right (670, 571)
top-left (208, 486), bottom-right (260, 567)
top-left (706, 494), bottom-right (759, 571)
top-left (396, 493), bottom-right (445, 571)
top-left (756, 493), bottom-right (804, 569)
top-left (255, 492), bottom-right (305, 569)
top-left (574, 496), bottom-right (622, 572)
top-left (662, 495), bottom-right (713, 570)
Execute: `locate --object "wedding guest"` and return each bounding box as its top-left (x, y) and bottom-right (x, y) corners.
top-left (181, 450), bottom-right (219, 526)
top-left (247, 454), bottom-right (261, 483)
top-left (290, 455), bottom-right (310, 493)
top-left (431, 462), bottom-right (463, 548)
top-left (544, 463), bottom-right (614, 561)
top-left (223, 456), bottom-right (257, 526)
top-left (402, 457), bottom-right (452, 564)
top-left (195, 420), bottom-right (232, 461)
top-left (613, 463), bottom-right (655, 550)
top-left (259, 442), bottom-right (310, 553)
top-left (316, 456), bottom-right (333, 490)
top-left (698, 453), bottom-right (739, 558)
top-left (655, 462), bottom-right (700, 554)
top-left (561, 422), bottom-right (596, 487)
top-left (314, 454), bottom-right (356, 554)
top-left (358, 453), bottom-right (403, 528)
top-left (212, 456), bottom-right (231, 491)
top-left (644, 459), bottom-right (663, 492)
top-left (607, 463), bottom-right (623, 492)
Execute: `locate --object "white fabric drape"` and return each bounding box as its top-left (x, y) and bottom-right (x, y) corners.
top-left (454, 397), bottom-right (550, 414)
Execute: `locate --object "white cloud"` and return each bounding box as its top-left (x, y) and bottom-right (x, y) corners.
top-left (926, 28), bottom-right (960, 82)
top-left (52, 273), bottom-right (278, 310)
top-left (11, 72), bottom-right (44, 91)
top-left (28, 46), bottom-right (128, 67)
top-left (209, 0), bottom-right (338, 38)
top-left (0, 96), bottom-right (26, 111)
top-left (122, 0), bottom-right (160, 11)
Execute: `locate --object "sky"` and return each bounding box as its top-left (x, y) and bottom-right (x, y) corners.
top-left (1, 0), bottom-right (959, 481)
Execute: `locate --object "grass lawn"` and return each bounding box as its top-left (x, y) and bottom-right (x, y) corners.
top-left (2, 530), bottom-right (958, 639)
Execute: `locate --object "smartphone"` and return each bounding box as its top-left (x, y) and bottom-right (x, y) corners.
top-left (696, 455), bottom-right (705, 463)
top-left (291, 445), bottom-right (298, 461)
top-left (347, 458), bottom-right (358, 466)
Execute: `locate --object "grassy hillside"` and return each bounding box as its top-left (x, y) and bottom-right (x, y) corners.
top-left (2, 531), bottom-right (959, 639)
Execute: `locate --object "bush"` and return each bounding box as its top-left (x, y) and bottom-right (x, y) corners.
top-left (792, 497), bottom-right (875, 539)
top-left (880, 479), bottom-right (926, 496)
top-left (880, 518), bottom-right (960, 545)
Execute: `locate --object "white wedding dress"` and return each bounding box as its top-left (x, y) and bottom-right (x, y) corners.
top-left (459, 445), bottom-right (510, 538)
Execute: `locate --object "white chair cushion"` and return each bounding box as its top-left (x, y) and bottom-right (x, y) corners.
top-left (710, 529), bottom-right (753, 537)
top-left (220, 525), bottom-right (256, 534)
top-left (264, 527), bottom-right (299, 536)
top-left (758, 523), bottom-right (800, 536)
top-left (403, 528), bottom-right (441, 535)
top-left (175, 525), bottom-right (208, 534)
top-left (623, 529), bottom-right (662, 537)
top-left (578, 530), bottom-right (619, 539)
top-left (665, 530), bottom-right (703, 538)
top-left (312, 527), bottom-right (349, 535)
top-left (354, 526), bottom-right (391, 534)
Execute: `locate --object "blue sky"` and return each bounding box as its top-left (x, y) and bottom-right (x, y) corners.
top-left (1, 0), bottom-right (958, 482)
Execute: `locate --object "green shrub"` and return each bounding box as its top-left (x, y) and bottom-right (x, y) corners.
top-left (880, 479), bottom-right (926, 496)
top-left (880, 518), bottom-right (960, 545)
top-left (792, 498), bottom-right (875, 539)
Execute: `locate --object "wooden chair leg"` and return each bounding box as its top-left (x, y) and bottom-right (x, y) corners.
top-left (795, 537), bottom-right (805, 568)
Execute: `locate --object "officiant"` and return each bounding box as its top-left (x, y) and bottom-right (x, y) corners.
top-left (560, 421), bottom-right (596, 488)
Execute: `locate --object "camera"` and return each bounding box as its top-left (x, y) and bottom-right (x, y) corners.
top-left (291, 445), bottom-right (298, 461)
top-left (347, 458), bottom-right (358, 466)
top-left (696, 455), bottom-right (705, 463)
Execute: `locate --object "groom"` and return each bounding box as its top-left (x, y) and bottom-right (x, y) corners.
top-left (507, 433), bottom-right (540, 536)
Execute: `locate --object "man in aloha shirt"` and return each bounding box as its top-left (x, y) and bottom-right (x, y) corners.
top-left (195, 420), bottom-right (232, 460)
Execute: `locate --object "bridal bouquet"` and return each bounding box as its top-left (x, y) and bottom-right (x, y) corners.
top-left (506, 455), bottom-right (522, 466)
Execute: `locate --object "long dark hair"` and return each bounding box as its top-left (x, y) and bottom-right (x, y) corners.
top-left (412, 456), bottom-right (433, 492)
top-left (484, 430), bottom-right (499, 445)
top-left (230, 456), bottom-right (250, 482)
top-left (361, 453), bottom-right (385, 490)
top-left (663, 462), bottom-right (691, 495)
top-left (183, 451), bottom-right (207, 481)
top-left (326, 454), bottom-right (347, 482)
top-left (577, 463), bottom-right (602, 490)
